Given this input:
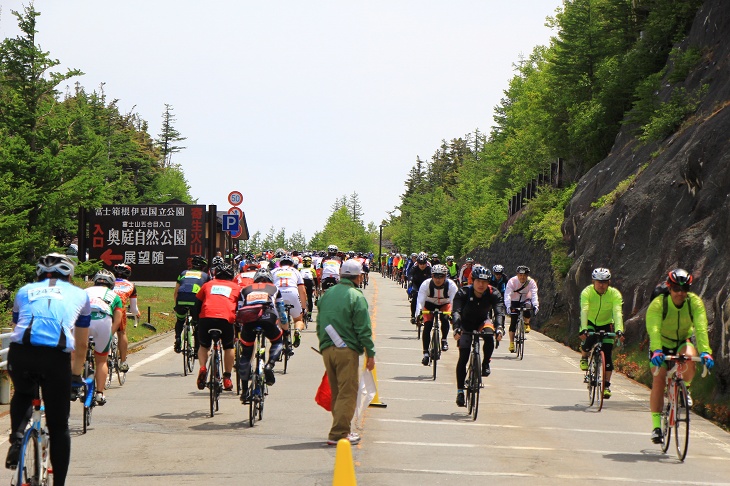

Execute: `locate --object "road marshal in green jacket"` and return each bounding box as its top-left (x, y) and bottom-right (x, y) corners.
top-left (317, 258), bottom-right (376, 445)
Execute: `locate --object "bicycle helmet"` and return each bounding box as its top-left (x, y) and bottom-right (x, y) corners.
top-left (243, 263), bottom-right (259, 272)
top-left (431, 264), bottom-right (448, 277)
top-left (253, 268), bottom-right (273, 283)
top-left (416, 252), bottom-right (428, 263)
top-left (279, 254), bottom-right (294, 265)
top-left (191, 255), bottom-right (207, 269)
top-left (92, 269), bottom-right (116, 289)
top-left (492, 264), bottom-right (504, 274)
top-left (465, 257), bottom-right (474, 264)
top-left (667, 268), bottom-right (693, 288)
top-left (275, 248), bottom-right (285, 258)
top-left (446, 255), bottom-right (454, 262)
top-left (410, 252), bottom-right (417, 258)
top-left (471, 265), bottom-right (492, 281)
top-left (327, 245), bottom-right (338, 255)
top-left (112, 263), bottom-right (132, 279)
top-left (36, 253), bottom-right (76, 277)
top-left (516, 265), bottom-right (530, 275)
top-left (432, 253), bottom-right (439, 259)
top-left (216, 263), bottom-right (235, 280)
top-left (591, 267), bottom-right (611, 281)
top-left (211, 256), bottom-right (224, 268)
top-left (302, 256), bottom-right (313, 265)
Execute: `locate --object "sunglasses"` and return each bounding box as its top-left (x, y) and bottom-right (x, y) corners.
top-left (669, 284), bottom-right (689, 293)
top-left (432, 274), bottom-right (446, 279)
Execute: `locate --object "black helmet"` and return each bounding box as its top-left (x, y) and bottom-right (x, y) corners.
top-left (113, 263), bottom-right (132, 279)
top-left (254, 268), bottom-right (273, 283)
top-left (471, 265), bottom-right (492, 281)
top-left (191, 255), bottom-right (207, 269)
top-left (36, 253), bottom-right (76, 277)
top-left (92, 269), bottom-right (116, 289)
top-left (516, 265), bottom-right (530, 275)
top-left (216, 263), bottom-right (235, 280)
top-left (667, 268), bottom-right (693, 288)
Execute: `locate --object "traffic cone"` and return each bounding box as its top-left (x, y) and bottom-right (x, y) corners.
top-left (368, 364), bottom-right (387, 408)
top-left (333, 438), bottom-right (357, 485)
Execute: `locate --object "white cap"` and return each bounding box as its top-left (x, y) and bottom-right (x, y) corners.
top-left (341, 260), bottom-right (362, 277)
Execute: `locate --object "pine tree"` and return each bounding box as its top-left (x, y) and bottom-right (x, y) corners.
top-left (156, 104), bottom-right (186, 167)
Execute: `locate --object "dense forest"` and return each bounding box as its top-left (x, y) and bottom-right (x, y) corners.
top-left (0, 6), bottom-right (193, 290)
top-left (385, 0), bottom-right (704, 275)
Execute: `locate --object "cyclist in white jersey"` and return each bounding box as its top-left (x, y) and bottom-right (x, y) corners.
top-left (320, 245), bottom-right (342, 291)
top-left (271, 254), bottom-right (307, 347)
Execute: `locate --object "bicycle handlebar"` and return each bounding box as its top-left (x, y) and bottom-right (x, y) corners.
top-left (651, 355), bottom-right (709, 378)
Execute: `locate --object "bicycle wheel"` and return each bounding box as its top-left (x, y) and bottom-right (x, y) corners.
top-left (470, 353), bottom-right (481, 421)
top-left (208, 352), bottom-right (216, 418)
top-left (248, 375), bottom-right (257, 427)
top-left (595, 351), bottom-right (605, 411)
top-left (431, 324), bottom-right (440, 381)
top-left (587, 352), bottom-right (597, 406)
top-left (234, 340), bottom-right (242, 396)
top-left (465, 362), bottom-right (475, 415)
top-left (675, 381), bottom-right (690, 461)
top-left (416, 317), bottom-right (422, 340)
top-left (661, 397), bottom-right (672, 453)
top-left (257, 379), bottom-right (265, 421)
top-left (107, 353), bottom-right (114, 388)
top-left (517, 319), bottom-right (525, 360)
top-left (17, 428), bottom-right (40, 486)
top-left (515, 317), bottom-right (524, 360)
top-left (283, 331), bottom-right (290, 375)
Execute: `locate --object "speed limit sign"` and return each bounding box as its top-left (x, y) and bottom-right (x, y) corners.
top-left (228, 191), bottom-right (243, 206)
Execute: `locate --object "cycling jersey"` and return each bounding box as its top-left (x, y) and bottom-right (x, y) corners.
top-left (488, 275), bottom-right (507, 296)
top-left (646, 292), bottom-right (711, 354)
top-left (458, 265), bottom-right (473, 284)
top-left (504, 276), bottom-right (539, 313)
top-left (176, 269), bottom-right (210, 305)
top-left (85, 286), bottom-right (123, 353)
top-left (114, 278), bottom-right (138, 329)
top-left (235, 269), bottom-right (257, 288)
top-left (321, 257), bottom-right (342, 281)
top-left (415, 278), bottom-right (458, 316)
top-left (272, 266), bottom-right (305, 289)
top-left (580, 285), bottom-right (624, 332)
top-left (446, 262), bottom-right (459, 278)
top-left (11, 279), bottom-right (91, 352)
top-left (298, 264), bottom-right (317, 281)
top-left (196, 279), bottom-right (242, 323)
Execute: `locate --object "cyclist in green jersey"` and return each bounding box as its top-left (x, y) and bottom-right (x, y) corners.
top-left (578, 268), bottom-right (625, 399)
top-left (646, 268), bottom-right (714, 444)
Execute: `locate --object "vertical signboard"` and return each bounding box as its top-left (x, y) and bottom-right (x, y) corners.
top-left (87, 204), bottom-right (207, 281)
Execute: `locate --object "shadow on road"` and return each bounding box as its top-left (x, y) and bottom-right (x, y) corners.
top-left (267, 441), bottom-right (331, 451)
top-left (152, 410), bottom-right (211, 420)
top-left (390, 375), bottom-right (436, 381)
top-left (188, 420), bottom-right (247, 431)
top-left (418, 413), bottom-right (473, 422)
top-left (140, 372), bottom-right (184, 378)
top-left (603, 449), bottom-right (679, 464)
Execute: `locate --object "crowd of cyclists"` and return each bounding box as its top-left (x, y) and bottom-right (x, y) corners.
top-left (4, 245), bottom-right (717, 480)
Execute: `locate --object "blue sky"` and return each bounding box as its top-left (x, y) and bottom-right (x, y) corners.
top-left (1, 1), bottom-right (561, 240)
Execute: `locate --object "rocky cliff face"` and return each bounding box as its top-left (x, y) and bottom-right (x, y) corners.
top-left (561, 0), bottom-right (730, 390)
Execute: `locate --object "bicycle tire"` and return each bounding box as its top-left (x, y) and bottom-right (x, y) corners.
top-left (595, 351), bottom-right (605, 411)
top-left (17, 428), bottom-right (40, 485)
top-left (675, 380), bottom-right (690, 461)
top-left (662, 398), bottom-right (676, 453)
top-left (470, 351), bottom-right (481, 420)
top-left (431, 322), bottom-right (440, 381)
top-left (517, 319), bottom-right (525, 360)
top-left (258, 379), bottom-right (265, 421)
top-left (471, 371), bottom-right (481, 421)
top-left (248, 374), bottom-right (257, 427)
top-left (587, 352), bottom-right (597, 407)
top-left (208, 349), bottom-right (218, 418)
top-left (515, 315), bottom-right (524, 360)
top-left (182, 325), bottom-right (191, 376)
top-left (234, 340), bottom-right (242, 396)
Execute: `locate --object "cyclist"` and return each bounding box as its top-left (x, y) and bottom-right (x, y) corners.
top-left (85, 269), bottom-right (124, 405)
top-left (408, 252), bottom-right (432, 324)
top-left (298, 255), bottom-right (318, 321)
top-left (320, 245), bottom-right (342, 292)
top-left (445, 256), bottom-right (459, 283)
top-left (209, 255), bottom-right (225, 277)
top-left (416, 264), bottom-right (458, 364)
top-left (112, 263), bottom-right (138, 372)
top-left (6, 253), bottom-right (91, 486)
top-left (488, 264), bottom-right (508, 296)
top-left (173, 255), bottom-right (210, 354)
top-left (195, 263), bottom-right (241, 392)
top-left (431, 253), bottom-right (441, 265)
top-left (505, 265), bottom-right (539, 352)
top-left (271, 254), bottom-right (308, 348)
top-left (646, 268), bottom-right (714, 444)
top-left (235, 262), bottom-right (259, 288)
top-left (578, 268), bottom-right (625, 399)
top-left (451, 266), bottom-right (506, 406)
top-left (238, 268), bottom-right (287, 401)
top-left (458, 257), bottom-right (475, 287)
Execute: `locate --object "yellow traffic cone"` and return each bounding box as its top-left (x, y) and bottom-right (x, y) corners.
top-left (333, 438), bottom-right (357, 485)
top-left (368, 364), bottom-right (387, 408)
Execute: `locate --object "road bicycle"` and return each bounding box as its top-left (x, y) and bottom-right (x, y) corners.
top-left (79, 337), bottom-right (98, 434)
top-left (423, 309), bottom-right (449, 380)
top-left (234, 324), bottom-right (244, 396)
top-left (414, 313), bottom-right (423, 340)
top-left (181, 309), bottom-right (196, 376)
top-left (106, 334), bottom-right (126, 387)
top-left (207, 329), bottom-right (224, 418)
top-left (464, 330), bottom-right (485, 421)
top-left (246, 326), bottom-right (268, 427)
top-left (512, 303), bottom-right (530, 360)
top-left (280, 304), bottom-right (295, 374)
top-left (10, 373), bottom-right (51, 486)
top-left (656, 355), bottom-right (706, 461)
top-left (583, 330), bottom-right (616, 411)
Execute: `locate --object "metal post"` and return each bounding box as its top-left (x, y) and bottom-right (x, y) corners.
top-left (0, 328), bottom-right (12, 404)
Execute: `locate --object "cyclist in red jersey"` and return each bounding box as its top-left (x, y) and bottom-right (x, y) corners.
top-left (112, 263), bottom-right (138, 372)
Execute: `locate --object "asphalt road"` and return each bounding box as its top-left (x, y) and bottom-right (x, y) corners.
top-left (1, 274), bottom-right (729, 485)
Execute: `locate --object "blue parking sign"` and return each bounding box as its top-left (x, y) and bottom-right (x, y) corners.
top-left (223, 214), bottom-right (239, 232)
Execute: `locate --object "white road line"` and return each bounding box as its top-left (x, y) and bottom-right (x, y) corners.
top-left (379, 379), bottom-right (454, 386)
top-left (373, 418), bottom-right (646, 436)
top-left (128, 347), bottom-right (172, 373)
top-left (400, 468), bottom-right (730, 484)
top-left (377, 346), bottom-right (422, 351)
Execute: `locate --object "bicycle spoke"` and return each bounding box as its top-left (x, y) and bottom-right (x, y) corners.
top-left (675, 381), bottom-right (690, 461)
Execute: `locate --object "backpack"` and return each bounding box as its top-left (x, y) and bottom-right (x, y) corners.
top-left (650, 282), bottom-right (693, 322)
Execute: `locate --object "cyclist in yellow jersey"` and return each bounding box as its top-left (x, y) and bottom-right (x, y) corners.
top-left (578, 268), bottom-right (625, 399)
top-left (646, 268), bottom-right (713, 444)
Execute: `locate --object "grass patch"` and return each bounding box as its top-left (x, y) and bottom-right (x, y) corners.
top-left (591, 164), bottom-right (648, 209)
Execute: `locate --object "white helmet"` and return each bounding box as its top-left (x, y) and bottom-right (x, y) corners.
top-left (591, 267), bottom-right (611, 281)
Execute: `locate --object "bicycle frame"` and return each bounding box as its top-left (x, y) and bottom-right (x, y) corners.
top-left (464, 330), bottom-right (484, 421)
top-left (181, 310), bottom-right (196, 376)
top-left (423, 309), bottom-right (449, 381)
top-left (207, 330), bottom-right (223, 418)
top-left (513, 304), bottom-right (530, 360)
top-left (583, 331), bottom-right (616, 411)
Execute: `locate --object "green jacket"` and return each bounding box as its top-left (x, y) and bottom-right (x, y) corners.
top-left (316, 278), bottom-right (375, 357)
top-left (646, 292), bottom-right (711, 354)
top-left (579, 285), bottom-right (624, 332)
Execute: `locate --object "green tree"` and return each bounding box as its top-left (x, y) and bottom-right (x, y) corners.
top-left (156, 104), bottom-right (187, 168)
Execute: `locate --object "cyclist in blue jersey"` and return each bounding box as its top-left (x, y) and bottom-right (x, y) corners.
top-left (6, 253), bottom-right (91, 486)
